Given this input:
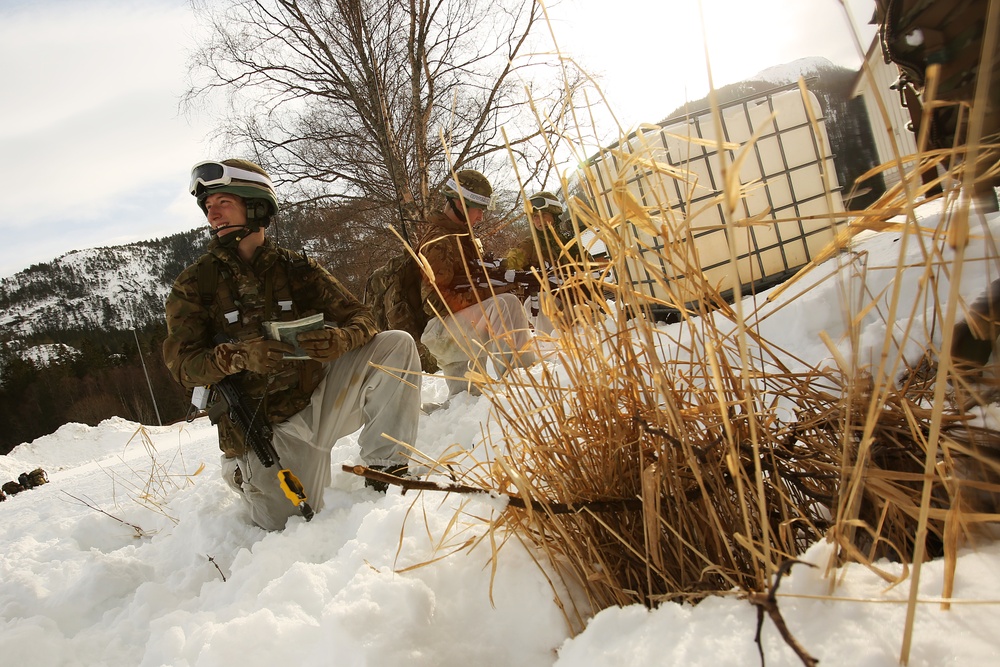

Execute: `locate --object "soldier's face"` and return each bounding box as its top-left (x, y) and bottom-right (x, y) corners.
top-left (204, 193), bottom-right (248, 236)
top-left (466, 206), bottom-right (485, 226)
top-left (530, 210), bottom-right (553, 230)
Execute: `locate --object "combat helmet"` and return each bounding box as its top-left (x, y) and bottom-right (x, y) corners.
top-left (527, 191), bottom-right (564, 217)
top-left (442, 169), bottom-right (494, 211)
top-left (189, 159), bottom-right (279, 227)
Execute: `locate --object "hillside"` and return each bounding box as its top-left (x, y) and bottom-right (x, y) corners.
top-left (0, 228), bottom-right (209, 454)
top-left (0, 227), bottom-right (208, 340)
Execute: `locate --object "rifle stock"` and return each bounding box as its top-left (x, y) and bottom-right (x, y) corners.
top-left (213, 376), bottom-right (278, 468)
top-left (207, 335), bottom-right (314, 521)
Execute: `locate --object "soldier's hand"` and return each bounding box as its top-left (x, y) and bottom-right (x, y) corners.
top-left (215, 338), bottom-right (294, 375)
top-left (243, 338), bottom-right (296, 374)
top-left (297, 327), bottom-right (352, 363)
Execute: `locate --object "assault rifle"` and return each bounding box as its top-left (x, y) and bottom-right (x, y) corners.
top-left (210, 375), bottom-right (279, 467)
top-left (455, 255), bottom-right (554, 299)
top-left (456, 254), bottom-right (616, 314)
top-left (207, 337), bottom-right (314, 521)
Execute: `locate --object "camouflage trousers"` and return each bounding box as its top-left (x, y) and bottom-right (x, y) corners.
top-left (421, 293), bottom-right (537, 395)
top-left (222, 330), bottom-right (421, 530)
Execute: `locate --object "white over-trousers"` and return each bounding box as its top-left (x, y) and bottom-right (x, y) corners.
top-left (420, 293), bottom-right (537, 395)
top-left (524, 294), bottom-right (555, 335)
top-left (222, 330), bottom-right (421, 530)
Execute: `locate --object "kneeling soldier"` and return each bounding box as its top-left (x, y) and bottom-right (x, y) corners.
top-left (164, 159), bottom-right (421, 530)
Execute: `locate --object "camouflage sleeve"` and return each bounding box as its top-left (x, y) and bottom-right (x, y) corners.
top-left (294, 258), bottom-right (377, 351)
top-left (560, 228), bottom-right (587, 263)
top-left (162, 266), bottom-right (230, 388)
top-left (418, 233), bottom-right (481, 317)
top-left (505, 237), bottom-right (535, 271)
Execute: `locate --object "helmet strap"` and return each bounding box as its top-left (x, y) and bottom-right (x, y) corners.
top-left (447, 197), bottom-right (468, 224)
top-left (211, 224), bottom-right (256, 249)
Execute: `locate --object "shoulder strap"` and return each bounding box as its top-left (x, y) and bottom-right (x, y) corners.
top-left (278, 246), bottom-right (311, 274)
top-left (271, 246), bottom-right (315, 318)
top-left (196, 254), bottom-right (219, 308)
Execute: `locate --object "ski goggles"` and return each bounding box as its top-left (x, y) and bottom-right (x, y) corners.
top-left (529, 195), bottom-right (563, 213)
top-left (445, 177), bottom-right (494, 210)
top-left (189, 161), bottom-right (273, 196)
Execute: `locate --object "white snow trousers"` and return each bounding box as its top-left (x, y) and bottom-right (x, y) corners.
top-left (420, 293), bottom-right (537, 395)
top-left (524, 294), bottom-right (555, 335)
top-left (222, 330), bottom-right (421, 530)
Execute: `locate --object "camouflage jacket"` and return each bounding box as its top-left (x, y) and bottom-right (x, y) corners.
top-left (163, 236), bottom-right (378, 457)
top-left (874, 0), bottom-right (990, 99)
top-left (416, 211), bottom-right (499, 318)
top-left (505, 223), bottom-right (580, 273)
top-left (874, 0), bottom-right (999, 149)
top-left (364, 253), bottom-right (439, 373)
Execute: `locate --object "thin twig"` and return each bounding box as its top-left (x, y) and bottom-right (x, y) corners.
top-left (62, 491), bottom-right (146, 538)
top-left (207, 555), bottom-right (227, 582)
top-left (748, 559), bottom-right (819, 667)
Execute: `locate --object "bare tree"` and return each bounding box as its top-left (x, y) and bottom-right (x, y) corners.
top-left (187, 0), bottom-right (572, 244)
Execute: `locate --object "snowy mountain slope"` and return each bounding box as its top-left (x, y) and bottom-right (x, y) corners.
top-left (750, 55), bottom-right (841, 86)
top-left (0, 228), bottom-right (207, 339)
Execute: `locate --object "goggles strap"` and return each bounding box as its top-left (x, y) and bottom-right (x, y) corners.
top-left (190, 162), bottom-right (274, 195)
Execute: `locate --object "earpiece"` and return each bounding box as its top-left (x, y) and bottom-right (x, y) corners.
top-left (249, 200), bottom-right (267, 220)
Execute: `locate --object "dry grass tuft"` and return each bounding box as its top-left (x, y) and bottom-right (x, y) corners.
top-left (407, 17), bottom-right (1000, 661)
top-left (100, 425), bottom-right (206, 527)
top-left (414, 102), bottom-right (1000, 641)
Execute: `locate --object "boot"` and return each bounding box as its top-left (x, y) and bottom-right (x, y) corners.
top-left (442, 360), bottom-right (480, 396)
top-left (365, 463), bottom-right (409, 493)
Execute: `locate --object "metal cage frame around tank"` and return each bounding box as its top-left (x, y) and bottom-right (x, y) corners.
top-left (582, 80), bottom-right (848, 321)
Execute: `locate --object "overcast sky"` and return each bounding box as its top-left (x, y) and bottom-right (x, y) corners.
top-left (0, 0), bottom-right (877, 278)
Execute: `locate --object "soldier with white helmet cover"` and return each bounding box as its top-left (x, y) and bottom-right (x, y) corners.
top-left (417, 169), bottom-right (537, 396)
top-left (163, 159), bottom-right (421, 530)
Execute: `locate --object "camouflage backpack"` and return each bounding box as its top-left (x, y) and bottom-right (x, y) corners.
top-left (364, 253), bottom-right (439, 374)
top-left (2, 480), bottom-right (24, 496)
top-left (19, 468), bottom-right (48, 489)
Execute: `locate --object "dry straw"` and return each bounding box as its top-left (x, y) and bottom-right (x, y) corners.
top-left (382, 10), bottom-right (1000, 665)
top-left (403, 54), bottom-right (1000, 663)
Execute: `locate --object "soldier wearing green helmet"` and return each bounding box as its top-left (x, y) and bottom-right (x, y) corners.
top-left (188, 159), bottom-right (280, 243)
top-left (503, 191), bottom-right (587, 335)
top-left (505, 191), bottom-right (578, 272)
top-left (416, 169), bottom-right (537, 396)
top-left (163, 158), bottom-right (422, 529)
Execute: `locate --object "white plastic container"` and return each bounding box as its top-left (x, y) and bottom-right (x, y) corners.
top-left (583, 86), bottom-right (846, 318)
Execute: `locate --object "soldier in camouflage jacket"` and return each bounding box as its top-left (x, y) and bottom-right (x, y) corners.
top-left (417, 170), bottom-right (536, 396)
top-left (505, 192), bottom-right (580, 274)
top-left (164, 159), bottom-right (420, 530)
top-left (504, 191), bottom-right (586, 335)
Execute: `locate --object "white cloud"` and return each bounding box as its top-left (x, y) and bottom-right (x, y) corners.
top-left (552, 0), bottom-right (876, 127)
top-left (0, 1), bottom-right (200, 137)
top-left (0, 1), bottom-right (216, 276)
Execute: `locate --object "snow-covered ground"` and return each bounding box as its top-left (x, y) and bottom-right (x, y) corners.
top-left (2, 202), bottom-right (999, 666)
